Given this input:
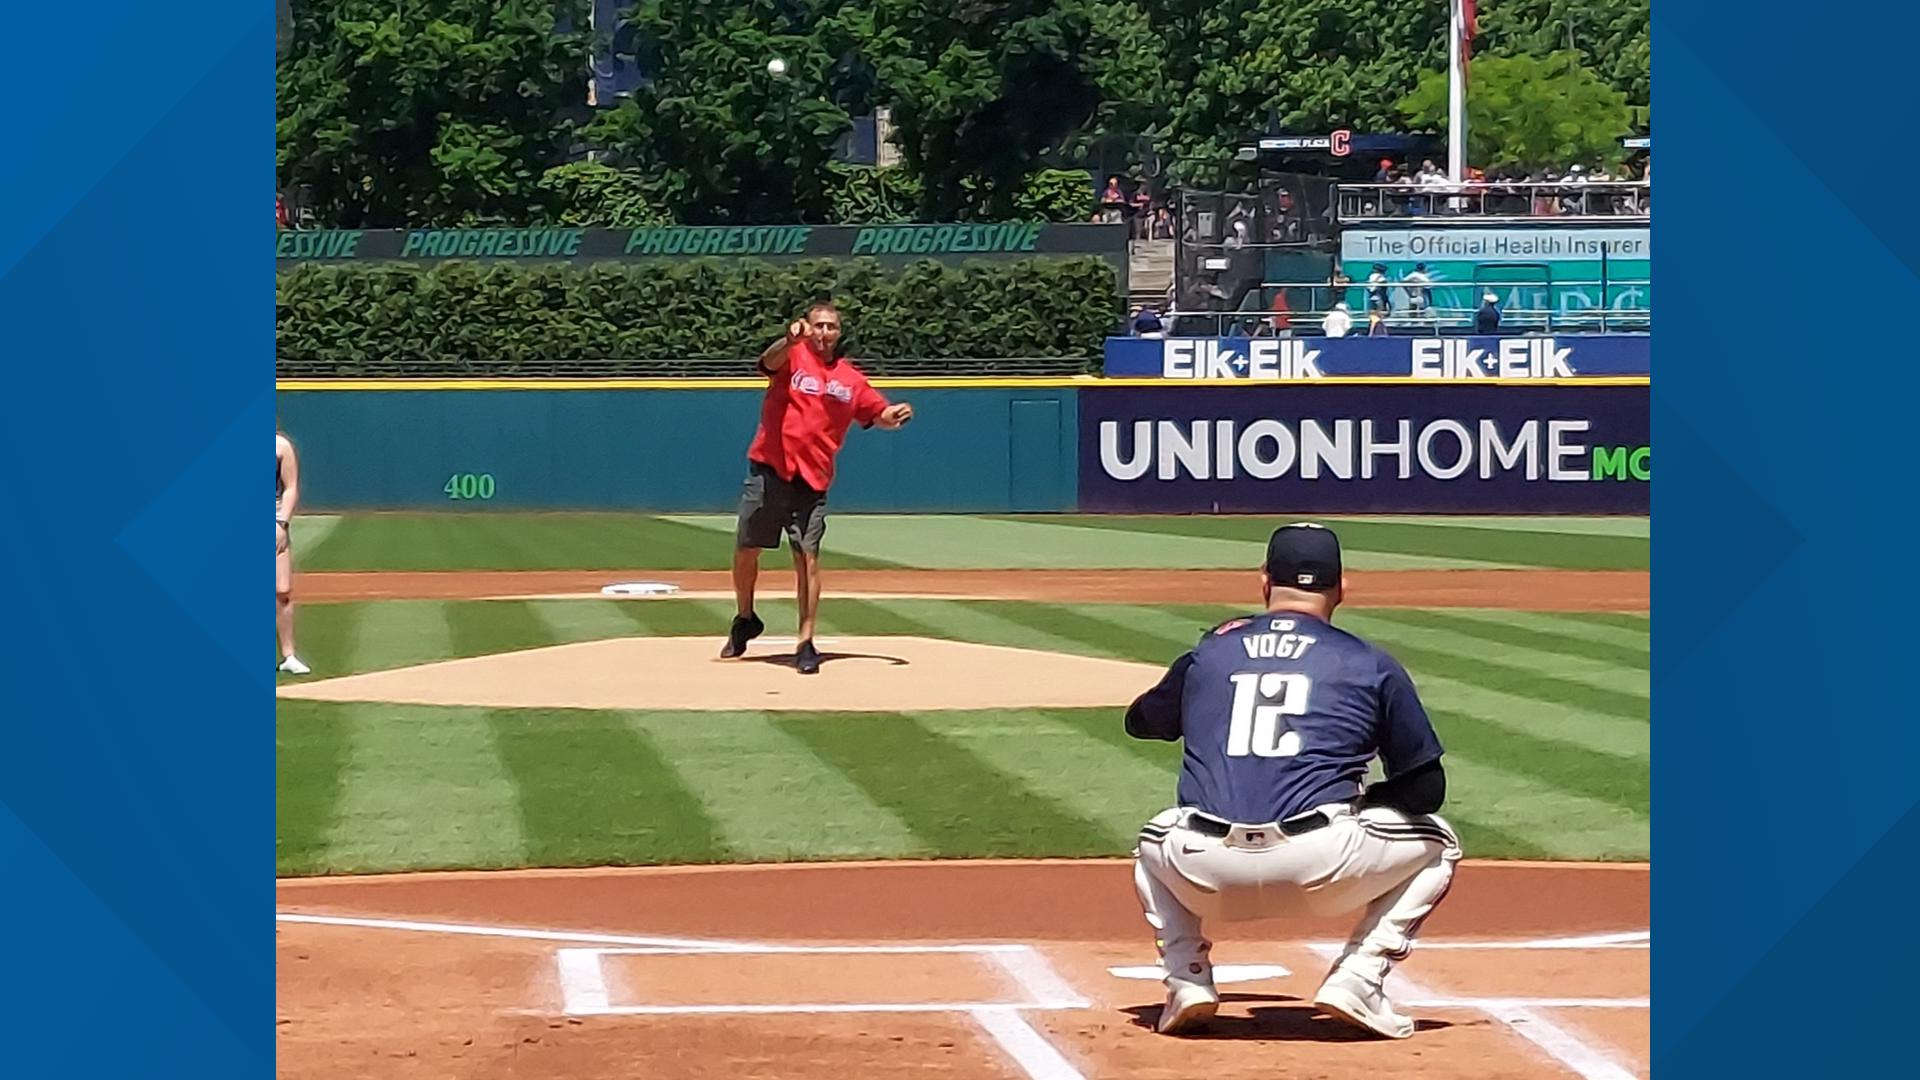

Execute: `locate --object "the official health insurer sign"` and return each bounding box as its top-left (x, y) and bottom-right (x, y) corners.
top-left (1077, 384), bottom-right (1648, 513)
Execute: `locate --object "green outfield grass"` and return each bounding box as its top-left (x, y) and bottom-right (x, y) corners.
top-left (291, 512), bottom-right (1649, 572)
top-left (276, 592), bottom-right (1649, 875)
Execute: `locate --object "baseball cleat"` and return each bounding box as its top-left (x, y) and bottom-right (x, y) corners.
top-left (794, 639), bottom-right (822, 675)
top-left (1155, 980), bottom-right (1219, 1034)
top-left (720, 613), bottom-right (765, 658)
top-left (278, 655), bottom-right (311, 675)
top-left (1313, 970), bottom-right (1415, 1039)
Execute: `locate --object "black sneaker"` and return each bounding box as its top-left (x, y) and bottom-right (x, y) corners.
top-left (720, 613), bottom-right (764, 658)
top-left (795, 639), bottom-right (823, 675)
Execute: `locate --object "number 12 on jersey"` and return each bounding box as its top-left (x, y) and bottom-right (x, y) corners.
top-left (1226, 672), bottom-right (1312, 757)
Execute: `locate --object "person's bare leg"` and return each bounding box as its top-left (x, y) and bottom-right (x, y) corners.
top-left (796, 550), bottom-right (821, 642)
top-left (794, 549), bottom-right (824, 673)
top-left (732, 546), bottom-right (760, 617)
top-left (721, 547), bottom-right (767, 658)
top-left (276, 589), bottom-right (296, 659)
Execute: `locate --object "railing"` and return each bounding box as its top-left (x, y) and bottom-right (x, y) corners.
top-left (1336, 182), bottom-right (1650, 223)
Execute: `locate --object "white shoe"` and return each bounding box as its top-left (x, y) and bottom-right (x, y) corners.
top-left (1314, 970), bottom-right (1415, 1039)
top-left (278, 656), bottom-right (311, 675)
top-left (1155, 980), bottom-right (1219, 1035)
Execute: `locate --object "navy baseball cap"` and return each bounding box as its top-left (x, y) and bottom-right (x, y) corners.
top-left (1265, 523), bottom-right (1342, 591)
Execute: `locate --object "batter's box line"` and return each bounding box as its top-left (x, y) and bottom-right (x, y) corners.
top-left (555, 944), bottom-right (1092, 1016)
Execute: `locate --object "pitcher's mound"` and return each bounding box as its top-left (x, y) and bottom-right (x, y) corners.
top-left (274, 635), bottom-right (1167, 712)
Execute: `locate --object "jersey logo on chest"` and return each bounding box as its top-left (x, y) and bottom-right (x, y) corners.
top-left (791, 371), bottom-right (856, 403)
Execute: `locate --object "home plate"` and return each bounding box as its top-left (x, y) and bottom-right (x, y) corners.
top-left (1108, 964), bottom-right (1291, 985)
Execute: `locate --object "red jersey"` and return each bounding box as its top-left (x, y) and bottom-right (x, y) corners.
top-left (747, 340), bottom-right (889, 491)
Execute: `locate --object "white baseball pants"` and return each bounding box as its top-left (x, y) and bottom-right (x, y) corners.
top-left (1134, 803), bottom-right (1462, 993)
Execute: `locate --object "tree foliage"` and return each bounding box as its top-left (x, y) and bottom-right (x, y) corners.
top-left (820, 0), bottom-right (1151, 219)
top-left (1140, 0), bottom-right (1449, 187)
top-left (277, 0), bottom-right (591, 227)
top-left (1398, 52), bottom-right (1632, 172)
top-left (581, 0), bottom-right (857, 224)
top-left (1475, 0), bottom-right (1649, 108)
top-left (275, 1), bottom-right (1652, 224)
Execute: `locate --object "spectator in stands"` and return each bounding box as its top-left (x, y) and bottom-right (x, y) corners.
top-left (1366, 264), bottom-right (1391, 312)
top-left (1268, 288), bottom-right (1293, 336)
top-left (1368, 308), bottom-right (1390, 337)
top-left (277, 192), bottom-right (292, 230)
top-left (1330, 265), bottom-right (1352, 310)
top-left (1373, 158), bottom-right (1395, 184)
top-left (1131, 184), bottom-right (1153, 239)
top-left (1403, 263), bottom-right (1432, 315)
top-left (1416, 160), bottom-right (1447, 187)
top-left (1132, 305), bottom-right (1166, 339)
top-left (1101, 177), bottom-right (1127, 224)
top-left (1476, 292), bottom-right (1502, 334)
top-left (1323, 301), bottom-right (1354, 338)
top-left (1150, 206), bottom-right (1175, 239)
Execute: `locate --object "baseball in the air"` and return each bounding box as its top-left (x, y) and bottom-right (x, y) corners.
top-left (767, 57), bottom-right (788, 77)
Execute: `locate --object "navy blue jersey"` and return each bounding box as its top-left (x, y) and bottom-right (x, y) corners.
top-left (1125, 611), bottom-right (1443, 823)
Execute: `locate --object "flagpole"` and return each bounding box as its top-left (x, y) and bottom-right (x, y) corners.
top-left (1448, 0), bottom-right (1468, 182)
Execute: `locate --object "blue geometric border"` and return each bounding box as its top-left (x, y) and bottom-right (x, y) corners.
top-left (0, 6), bottom-right (267, 1075)
top-left (1658, 3), bottom-right (1920, 1073)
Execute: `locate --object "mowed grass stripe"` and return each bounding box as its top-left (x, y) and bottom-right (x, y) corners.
top-left (487, 708), bottom-right (725, 866)
top-left (1556, 611), bottom-right (1654, 633)
top-left (1440, 753), bottom-right (1649, 861)
top-left (275, 701), bottom-right (351, 872)
top-left (1431, 709), bottom-right (1648, 811)
top-left (976, 602), bottom-right (1199, 663)
top-left (1358, 609), bottom-right (1650, 672)
top-left (281, 600), bottom-right (367, 678)
top-left (289, 514), bottom-right (343, 559)
top-left (346, 600), bottom-right (456, 674)
top-left (303, 513), bottom-right (906, 571)
top-left (1399, 674), bottom-right (1648, 758)
top-left (1044, 707), bottom-right (1185, 773)
top-left (1039, 709), bottom-right (1554, 859)
top-left (840, 599), bottom-right (1122, 657)
top-left (1449, 610), bottom-right (1652, 654)
top-left (445, 599), bottom-right (567, 659)
top-left (324, 704), bottom-right (528, 871)
top-left (778, 713), bottom-right (1117, 856)
top-left (629, 712), bottom-right (921, 860)
top-left (1335, 515), bottom-right (1650, 538)
top-left (623, 598), bottom-right (739, 637)
top-left (524, 599), bottom-right (661, 643)
top-left (1015, 515), bottom-right (1647, 571)
top-left (1333, 627), bottom-right (1648, 721)
top-left (1341, 613), bottom-right (1650, 697)
top-left (917, 711), bottom-right (1177, 846)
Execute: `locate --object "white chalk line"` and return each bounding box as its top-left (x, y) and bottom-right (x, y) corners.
top-left (276, 911), bottom-right (765, 951)
top-left (564, 1002), bottom-right (1087, 1016)
top-left (1485, 1004), bottom-right (1643, 1080)
top-left (574, 943), bottom-right (1028, 956)
top-left (1308, 928), bottom-right (1649, 951)
top-left (971, 1007), bottom-right (1088, 1080)
top-left (1310, 943), bottom-right (1642, 1080)
top-left (991, 947), bottom-right (1092, 1009)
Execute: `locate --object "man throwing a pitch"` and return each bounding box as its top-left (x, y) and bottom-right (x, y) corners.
top-left (1128, 523), bottom-right (1460, 1038)
top-left (721, 303), bottom-right (912, 673)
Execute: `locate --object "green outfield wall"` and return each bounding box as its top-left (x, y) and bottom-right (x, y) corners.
top-left (275, 384), bottom-right (1080, 513)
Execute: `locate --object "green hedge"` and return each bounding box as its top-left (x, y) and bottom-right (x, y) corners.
top-left (275, 257), bottom-right (1119, 376)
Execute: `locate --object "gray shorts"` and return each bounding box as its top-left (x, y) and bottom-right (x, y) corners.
top-left (735, 461), bottom-right (827, 554)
